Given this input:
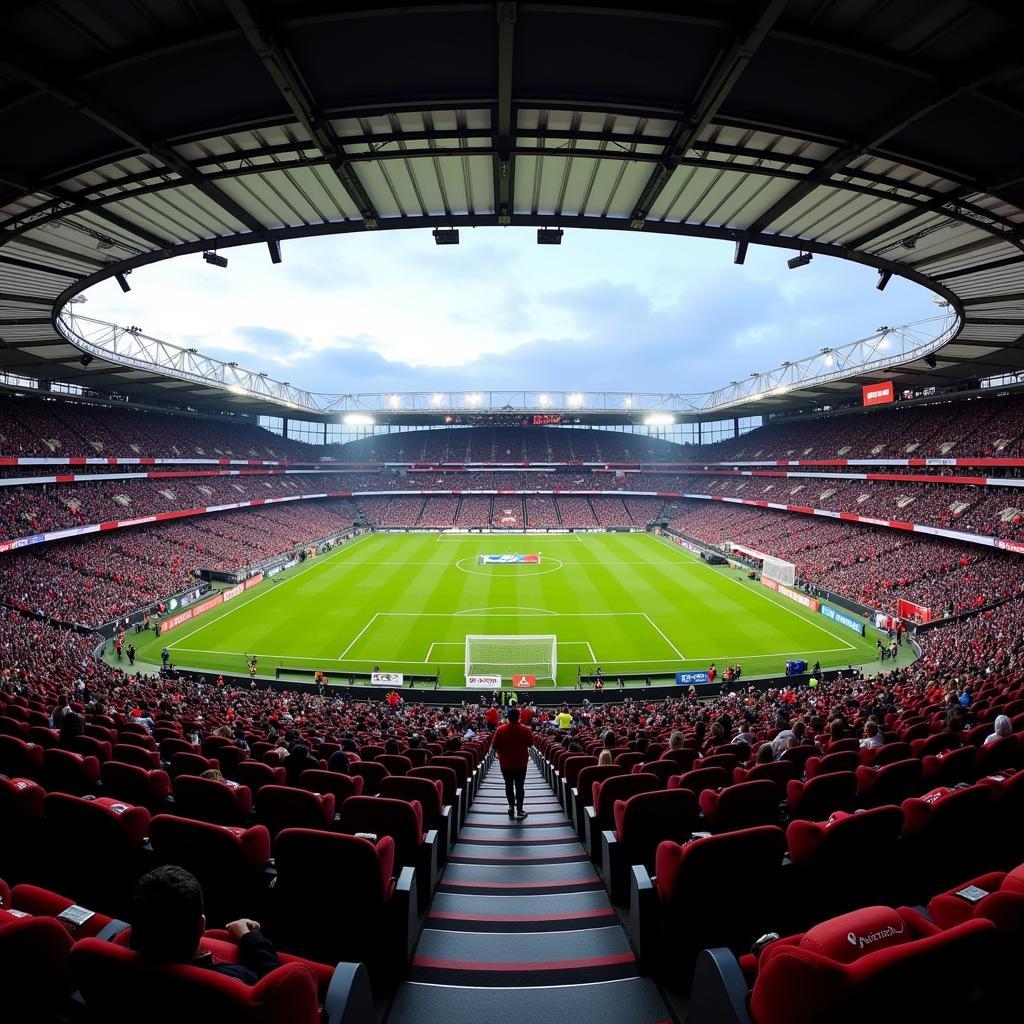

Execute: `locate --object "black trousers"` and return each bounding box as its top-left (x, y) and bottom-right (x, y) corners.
top-left (502, 767), bottom-right (527, 810)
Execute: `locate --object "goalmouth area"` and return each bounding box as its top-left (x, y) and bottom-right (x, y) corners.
top-left (125, 531), bottom-right (903, 688)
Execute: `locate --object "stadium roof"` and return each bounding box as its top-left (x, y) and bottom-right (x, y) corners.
top-left (2, 0), bottom-right (1024, 420)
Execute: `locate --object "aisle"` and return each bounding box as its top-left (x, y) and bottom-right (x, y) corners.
top-left (386, 758), bottom-right (673, 1024)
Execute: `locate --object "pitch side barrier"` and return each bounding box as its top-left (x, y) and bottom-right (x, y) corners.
top-left (167, 667), bottom-right (845, 705)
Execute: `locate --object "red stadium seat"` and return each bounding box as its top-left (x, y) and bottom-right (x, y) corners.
top-left (255, 784), bottom-right (334, 837)
top-left (172, 774), bottom-right (253, 826)
top-left (100, 760), bottom-right (171, 810)
top-left (786, 771), bottom-right (858, 821)
top-left (699, 779), bottom-right (779, 833)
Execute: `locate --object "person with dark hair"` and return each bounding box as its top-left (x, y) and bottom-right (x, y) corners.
top-left (282, 743), bottom-right (319, 787)
top-left (492, 705), bottom-right (533, 821)
top-left (327, 748), bottom-right (351, 774)
top-left (130, 866), bottom-right (281, 983)
top-left (59, 710), bottom-right (83, 745)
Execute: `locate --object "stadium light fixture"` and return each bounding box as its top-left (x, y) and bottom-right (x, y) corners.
top-left (203, 251), bottom-right (228, 268)
top-left (925, 353), bottom-right (938, 368)
top-left (568, 393), bottom-right (583, 408)
top-left (624, 395), bottom-right (633, 408)
top-left (787, 252), bottom-right (812, 270)
top-left (115, 271), bottom-right (131, 293)
top-left (733, 240), bottom-right (748, 265)
top-left (537, 228), bottom-right (563, 245)
top-left (227, 384), bottom-right (246, 395)
top-left (644, 413), bottom-right (674, 426)
top-left (465, 393), bottom-right (482, 407)
top-left (538, 393), bottom-right (549, 406)
top-left (79, 353), bottom-right (93, 367)
top-left (388, 394), bottom-right (401, 408)
top-left (343, 413), bottom-right (375, 426)
top-left (433, 228), bottom-right (459, 245)
top-left (267, 240), bottom-right (282, 264)
top-left (876, 270), bottom-right (892, 291)
top-left (432, 393), bottom-right (444, 407)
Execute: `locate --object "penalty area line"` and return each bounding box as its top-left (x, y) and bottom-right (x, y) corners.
top-left (338, 612), bottom-right (380, 661)
top-left (642, 612), bottom-right (685, 661)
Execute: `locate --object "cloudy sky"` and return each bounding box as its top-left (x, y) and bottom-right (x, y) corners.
top-left (84, 227), bottom-right (937, 398)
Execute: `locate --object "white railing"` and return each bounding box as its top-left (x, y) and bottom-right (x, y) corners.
top-left (56, 307), bottom-right (959, 418)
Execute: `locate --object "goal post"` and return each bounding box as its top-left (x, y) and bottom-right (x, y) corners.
top-left (465, 634), bottom-right (557, 681)
top-left (762, 554), bottom-right (797, 587)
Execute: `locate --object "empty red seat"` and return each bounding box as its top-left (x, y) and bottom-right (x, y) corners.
top-left (921, 745), bottom-right (977, 787)
top-left (786, 805), bottom-right (905, 915)
top-left (786, 771), bottom-right (858, 821)
top-left (379, 775), bottom-right (450, 856)
top-left (700, 752), bottom-right (738, 773)
top-left (350, 760), bottom-right (388, 796)
top-left (299, 768), bottom-right (364, 806)
top-left (271, 828), bottom-right (414, 982)
top-left (69, 734), bottom-right (111, 762)
top-left (0, 905), bottom-right (74, 1021)
top-left (158, 737), bottom-right (195, 761)
top-left (700, 779), bottom-right (779, 833)
top-left (255, 784), bottom-right (334, 837)
top-left (634, 759), bottom-right (677, 786)
top-left (632, 826), bottom-right (786, 971)
top-left (659, 748), bottom-right (700, 771)
top-left (148, 814), bottom-right (271, 926)
top-left (111, 744), bottom-right (161, 770)
top-left (804, 750), bottom-right (859, 778)
top-left (4, 880), bottom-right (115, 939)
top-left (172, 774), bottom-right (253, 826)
top-left (855, 758), bottom-right (922, 807)
top-left (667, 765), bottom-right (729, 797)
top-left (976, 734), bottom-right (1020, 776)
top-left (43, 748), bottom-right (100, 796)
top-left (169, 751), bottom-right (219, 779)
top-left (604, 788), bottom-right (698, 904)
top-left (587, 772), bottom-right (660, 858)
top-left (234, 760), bottom-right (285, 796)
top-left (733, 906), bottom-right (998, 1024)
top-left (376, 754), bottom-right (412, 776)
top-left (0, 777), bottom-right (46, 880)
top-left (0, 735), bottom-right (43, 779)
top-left (732, 760), bottom-right (796, 795)
top-left (929, 862), bottom-right (1024, 938)
top-left (100, 760), bottom-right (171, 810)
top-left (43, 794), bottom-right (150, 915)
top-left (858, 740), bottom-right (912, 767)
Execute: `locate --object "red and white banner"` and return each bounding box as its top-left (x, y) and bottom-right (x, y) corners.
top-left (862, 381), bottom-right (895, 406)
top-left (897, 598), bottom-right (932, 623)
top-left (512, 674), bottom-right (537, 688)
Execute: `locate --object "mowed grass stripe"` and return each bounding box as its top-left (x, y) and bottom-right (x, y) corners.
top-left (130, 532), bottom-right (890, 685)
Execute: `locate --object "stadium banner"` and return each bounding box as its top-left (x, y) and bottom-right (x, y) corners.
top-left (897, 598), bottom-right (932, 623)
top-left (221, 582), bottom-right (245, 603)
top-left (760, 575), bottom-right (820, 611)
top-left (676, 670), bottom-right (710, 685)
top-left (370, 672), bottom-right (404, 686)
top-left (862, 381), bottom-right (894, 406)
top-left (466, 674), bottom-right (502, 689)
top-left (161, 592), bottom-right (224, 633)
top-left (478, 553), bottom-right (540, 564)
top-left (512, 674), bottom-right (537, 688)
top-left (820, 603), bottom-right (866, 636)
top-left (243, 572), bottom-right (264, 589)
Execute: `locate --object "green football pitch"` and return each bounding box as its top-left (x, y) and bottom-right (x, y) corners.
top-left (127, 531), bottom-right (894, 687)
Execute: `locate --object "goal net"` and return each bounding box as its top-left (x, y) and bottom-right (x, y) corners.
top-left (465, 634), bottom-right (557, 681)
top-left (762, 554), bottom-right (797, 587)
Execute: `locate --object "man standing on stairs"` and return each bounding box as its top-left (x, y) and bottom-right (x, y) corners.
top-left (492, 704), bottom-right (534, 820)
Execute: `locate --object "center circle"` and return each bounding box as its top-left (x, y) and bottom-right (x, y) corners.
top-left (455, 556), bottom-right (564, 577)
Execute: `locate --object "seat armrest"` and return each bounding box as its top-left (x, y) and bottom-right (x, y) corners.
top-left (628, 864), bottom-right (659, 969)
top-left (323, 961), bottom-right (376, 1024)
top-left (601, 829), bottom-right (627, 906)
top-left (688, 948), bottom-right (755, 1024)
top-left (95, 918), bottom-right (130, 942)
top-left (394, 866), bottom-right (419, 965)
top-left (584, 806), bottom-right (599, 860)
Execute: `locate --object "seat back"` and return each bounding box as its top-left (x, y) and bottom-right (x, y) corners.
top-left (379, 776), bottom-right (444, 825)
top-left (702, 779), bottom-right (780, 833)
top-left (659, 747), bottom-right (700, 770)
top-left (43, 748), bottom-right (100, 796)
top-left (408, 765), bottom-right (458, 805)
top-left (787, 771), bottom-right (858, 821)
top-left (337, 795), bottom-right (422, 868)
top-left (169, 751), bottom-right (218, 779)
top-left (375, 754), bottom-right (413, 776)
top-left (172, 774), bottom-right (252, 826)
top-left (614, 788), bottom-right (698, 868)
top-left (299, 769), bottom-right (364, 805)
top-left (0, 735), bottom-right (43, 779)
top-left (350, 760), bottom-right (388, 796)
top-left (593, 772), bottom-right (659, 824)
top-left (0, 913), bottom-right (75, 1021)
top-left (668, 765), bottom-right (728, 796)
top-left (562, 754), bottom-right (597, 787)
top-left (856, 758), bottom-right (922, 806)
top-left (100, 760), bottom-right (171, 809)
top-left (111, 744), bottom-right (160, 770)
top-left (429, 756), bottom-right (469, 788)
top-left (71, 937), bottom-right (319, 1024)
top-left (235, 760), bottom-right (286, 795)
top-left (255, 785), bottom-right (334, 837)
top-left (805, 751), bottom-right (859, 778)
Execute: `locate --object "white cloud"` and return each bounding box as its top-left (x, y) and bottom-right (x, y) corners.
top-left (84, 227), bottom-right (935, 395)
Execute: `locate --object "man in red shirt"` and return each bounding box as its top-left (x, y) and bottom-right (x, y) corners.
top-left (491, 705), bottom-right (533, 820)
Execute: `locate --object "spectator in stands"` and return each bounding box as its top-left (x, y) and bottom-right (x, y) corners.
top-left (58, 710), bottom-right (83, 745)
top-left (492, 705), bottom-right (533, 821)
top-left (754, 743), bottom-right (774, 765)
top-left (859, 719), bottom-right (884, 749)
top-left (984, 715), bottom-right (1013, 746)
top-left (200, 769), bottom-right (225, 783)
top-left (598, 750), bottom-right (613, 766)
top-left (130, 866), bottom-right (281, 983)
top-left (327, 748), bottom-right (351, 774)
top-left (668, 729), bottom-right (685, 750)
top-left (49, 693), bottom-right (71, 728)
top-left (282, 743), bottom-right (320, 787)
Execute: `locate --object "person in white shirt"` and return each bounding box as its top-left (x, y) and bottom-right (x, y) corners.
top-left (983, 715), bottom-right (1012, 746)
top-left (859, 720), bottom-right (884, 749)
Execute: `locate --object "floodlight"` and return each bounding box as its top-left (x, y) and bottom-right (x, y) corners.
top-left (343, 413), bottom-right (375, 426)
top-left (876, 270), bottom-right (892, 291)
top-left (537, 228), bottom-right (563, 245)
top-left (787, 252), bottom-right (812, 270)
top-left (79, 353), bottom-right (93, 367)
top-left (925, 353), bottom-right (937, 368)
top-left (733, 240), bottom-right (748, 265)
top-left (433, 228), bottom-right (459, 245)
top-left (203, 251), bottom-right (228, 268)
top-left (644, 413), bottom-right (674, 426)
top-left (267, 240), bottom-right (282, 264)
top-left (115, 271), bottom-right (131, 293)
